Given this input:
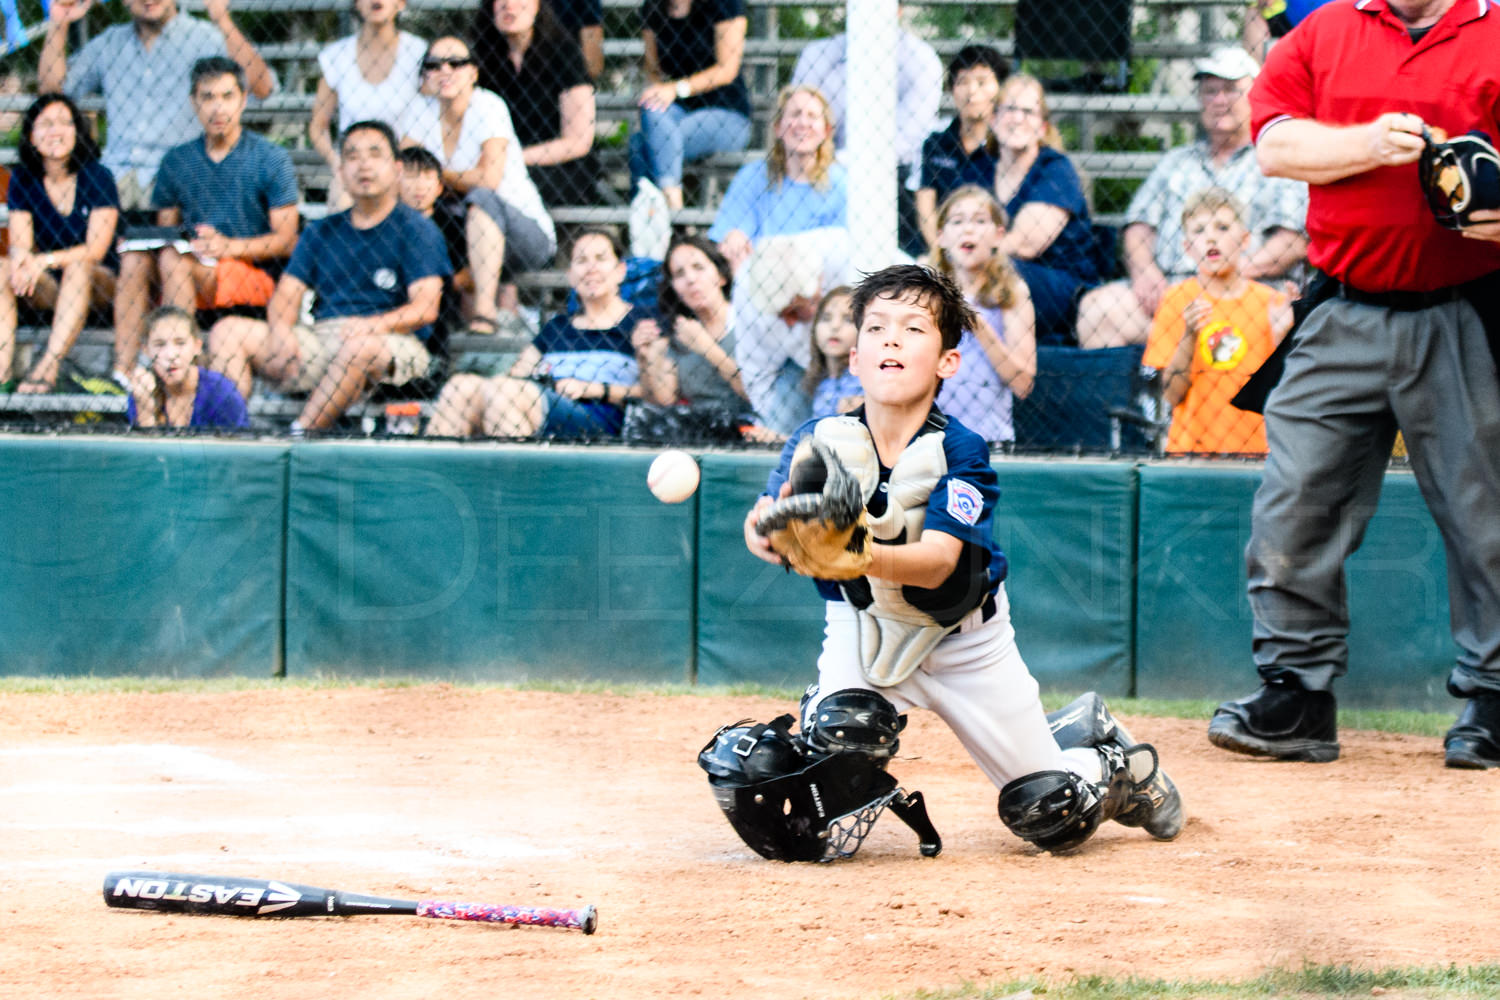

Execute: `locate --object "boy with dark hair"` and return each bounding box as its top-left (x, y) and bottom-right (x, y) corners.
top-left (731, 263), bottom-right (1185, 856)
top-left (397, 145), bottom-right (468, 274)
top-left (398, 144), bottom-right (469, 338)
top-left (916, 44), bottom-right (1010, 250)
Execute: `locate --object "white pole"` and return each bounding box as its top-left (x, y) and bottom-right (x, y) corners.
top-left (844, 0), bottom-right (899, 272)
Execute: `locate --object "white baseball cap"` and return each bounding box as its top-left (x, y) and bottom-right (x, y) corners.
top-left (1192, 45), bottom-right (1260, 82)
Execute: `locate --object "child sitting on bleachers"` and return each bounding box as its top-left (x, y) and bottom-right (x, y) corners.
top-left (930, 185), bottom-right (1036, 445)
top-left (128, 306), bottom-right (248, 429)
top-left (1141, 186), bottom-right (1293, 455)
top-left (398, 146), bottom-right (469, 341)
top-left (803, 285), bottom-right (859, 418)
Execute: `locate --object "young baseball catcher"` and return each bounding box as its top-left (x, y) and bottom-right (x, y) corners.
top-left (698, 264), bottom-right (1184, 861)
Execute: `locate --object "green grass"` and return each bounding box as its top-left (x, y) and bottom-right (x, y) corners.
top-left (892, 964), bottom-right (1500, 999)
top-left (0, 677), bottom-right (1462, 736)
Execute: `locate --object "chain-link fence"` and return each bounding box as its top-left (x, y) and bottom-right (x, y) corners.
top-left (0, 0), bottom-right (1308, 455)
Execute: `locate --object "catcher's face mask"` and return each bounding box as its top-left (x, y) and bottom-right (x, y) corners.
top-left (1420, 128), bottom-right (1500, 230)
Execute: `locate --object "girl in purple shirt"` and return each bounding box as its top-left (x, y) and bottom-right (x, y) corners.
top-left (127, 307), bottom-right (249, 429)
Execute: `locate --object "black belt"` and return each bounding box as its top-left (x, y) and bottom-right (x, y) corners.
top-left (1335, 281), bottom-right (1466, 311)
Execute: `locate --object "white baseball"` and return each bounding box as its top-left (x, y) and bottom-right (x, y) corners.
top-left (647, 449), bottom-right (700, 504)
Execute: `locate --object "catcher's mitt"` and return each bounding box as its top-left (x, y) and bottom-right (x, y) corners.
top-left (755, 437), bottom-right (873, 580)
top-left (1419, 127), bottom-right (1500, 230)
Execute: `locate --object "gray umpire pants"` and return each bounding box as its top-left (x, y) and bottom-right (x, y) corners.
top-left (1247, 294), bottom-right (1500, 697)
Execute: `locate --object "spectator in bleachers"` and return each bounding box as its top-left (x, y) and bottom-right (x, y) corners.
top-left (1076, 45), bottom-right (1308, 349)
top-left (803, 285), bottom-right (859, 418)
top-left (309, 0), bottom-right (427, 212)
top-left (473, 0), bottom-right (601, 209)
top-left (116, 58), bottom-right (299, 389)
top-left (208, 121), bottom-right (449, 434)
top-left (634, 235), bottom-right (740, 404)
top-left (39, 0), bottom-right (275, 213)
top-left (1141, 187), bottom-right (1292, 455)
top-left (398, 147), bottom-right (470, 336)
top-left (0, 94), bottom-right (119, 394)
top-left (731, 227), bottom-right (854, 434)
top-left (628, 0), bottom-right (751, 214)
top-left (127, 305), bottom-right (249, 428)
top-left (707, 85), bottom-right (845, 273)
top-left (990, 73), bottom-right (1102, 347)
top-left (426, 227), bottom-right (644, 438)
top-left (398, 35), bottom-right (557, 336)
top-left (550, 0), bottom-right (605, 79)
top-left (789, 10), bottom-right (942, 257)
top-left (930, 185), bottom-right (1036, 444)
top-left (915, 44), bottom-right (1008, 253)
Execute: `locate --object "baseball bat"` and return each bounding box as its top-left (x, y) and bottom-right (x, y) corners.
top-left (102, 871), bottom-right (597, 934)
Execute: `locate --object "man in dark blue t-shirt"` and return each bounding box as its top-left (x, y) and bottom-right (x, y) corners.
top-left (208, 120), bottom-right (450, 432)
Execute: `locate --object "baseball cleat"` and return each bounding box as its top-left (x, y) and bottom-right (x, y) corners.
top-left (1047, 692), bottom-right (1184, 841)
top-left (1207, 682), bottom-right (1339, 763)
top-left (1113, 744), bottom-right (1184, 841)
top-left (1444, 694), bottom-right (1500, 769)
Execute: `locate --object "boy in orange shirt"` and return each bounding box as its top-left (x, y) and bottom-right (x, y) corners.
top-left (1143, 187), bottom-right (1294, 455)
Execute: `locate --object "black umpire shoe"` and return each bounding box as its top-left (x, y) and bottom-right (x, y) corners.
top-left (1207, 681), bottom-right (1339, 763)
top-left (1444, 694), bottom-right (1500, 769)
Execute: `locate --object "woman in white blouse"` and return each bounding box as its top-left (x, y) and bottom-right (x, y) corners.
top-left (309, 0), bottom-right (427, 210)
top-left (398, 35), bottom-right (557, 335)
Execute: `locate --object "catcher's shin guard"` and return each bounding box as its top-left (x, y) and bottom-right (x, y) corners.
top-left (801, 687), bottom-right (906, 758)
top-left (997, 748), bottom-right (1141, 854)
top-left (1047, 692), bottom-right (1184, 841)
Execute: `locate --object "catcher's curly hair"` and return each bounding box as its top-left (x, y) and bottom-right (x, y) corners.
top-left (849, 264), bottom-right (978, 354)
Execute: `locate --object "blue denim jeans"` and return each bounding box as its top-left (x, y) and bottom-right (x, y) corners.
top-left (629, 104), bottom-right (752, 189)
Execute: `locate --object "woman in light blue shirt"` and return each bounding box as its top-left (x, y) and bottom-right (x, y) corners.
top-left (706, 85), bottom-right (845, 273)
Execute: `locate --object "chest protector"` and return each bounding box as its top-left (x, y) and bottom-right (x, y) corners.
top-left (808, 415), bottom-right (963, 687)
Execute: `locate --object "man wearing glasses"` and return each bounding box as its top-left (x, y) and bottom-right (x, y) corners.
top-left (1077, 45), bottom-right (1310, 346)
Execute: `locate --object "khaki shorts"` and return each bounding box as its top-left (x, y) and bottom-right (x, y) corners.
top-left (285, 318), bottom-right (431, 394)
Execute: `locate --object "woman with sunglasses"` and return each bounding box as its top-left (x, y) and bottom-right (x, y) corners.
top-left (397, 35), bottom-right (556, 336)
top-left (991, 72), bottom-right (1103, 346)
top-left (309, 0), bottom-right (427, 211)
top-left (472, 0), bottom-right (600, 209)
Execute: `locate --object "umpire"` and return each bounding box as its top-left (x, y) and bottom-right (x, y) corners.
top-left (1207, 0), bottom-right (1500, 767)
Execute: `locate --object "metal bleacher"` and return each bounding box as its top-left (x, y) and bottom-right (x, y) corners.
top-left (1, 0), bottom-right (1236, 429)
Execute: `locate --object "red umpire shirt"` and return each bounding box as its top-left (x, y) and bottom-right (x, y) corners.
top-left (1250, 0), bottom-right (1500, 292)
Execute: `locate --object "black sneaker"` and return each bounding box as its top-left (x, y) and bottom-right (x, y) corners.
top-left (1444, 695), bottom-right (1500, 769)
top-left (1207, 682), bottom-right (1339, 763)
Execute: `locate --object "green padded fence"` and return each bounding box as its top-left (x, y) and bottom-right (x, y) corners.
top-left (0, 438), bottom-right (287, 677)
top-left (283, 443), bottom-right (694, 681)
top-left (695, 453), bottom-right (827, 688)
top-left (992, 461), bottom-right (1137, 697)
top-left (1135, 465), bottom-right (1456, 710)
top-left (0, 437), bottom-right (1464, 711)
top-left (692, 455), bottom-right (1136, 695)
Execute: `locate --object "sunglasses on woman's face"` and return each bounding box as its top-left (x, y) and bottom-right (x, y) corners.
top-left (423, 56), bottom-right (473, 71)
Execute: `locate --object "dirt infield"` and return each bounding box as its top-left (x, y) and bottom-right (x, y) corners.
top-left (2, 686), bottom-right (1498, 999)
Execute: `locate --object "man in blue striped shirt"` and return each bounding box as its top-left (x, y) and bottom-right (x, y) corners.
top-left (114, 57), bottom-right (300, 388)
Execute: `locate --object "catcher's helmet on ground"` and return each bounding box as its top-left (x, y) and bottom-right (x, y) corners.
top-left (697, 715), bottom-right (941, 861)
